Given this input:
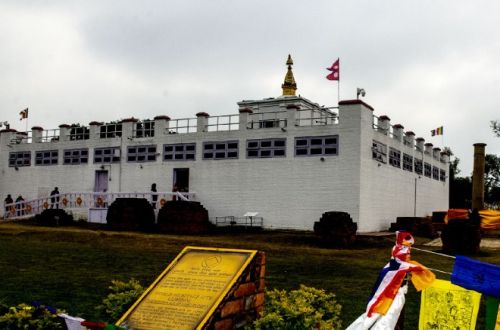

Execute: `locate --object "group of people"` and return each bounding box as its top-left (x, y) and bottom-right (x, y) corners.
top-left (3, 187), bottom-right (60, 218)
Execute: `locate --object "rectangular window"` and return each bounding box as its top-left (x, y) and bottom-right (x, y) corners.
top-left (295, 135), bottom-right (338, 157)
top-left (389, 148), bottom-right (401, 168)
top-left (69, 126), bottom-right (90, 140)
top-left (440, 169), bottom-right (446, 182)
top-left (135, 121), bottom-right (155, 138)
top-left (402, 153), bottom-right (413, 172)
top-left (432, 166), bottom-right (440, 180)
top-left (203, 141), bottom-right (239, 160)
top-left (94, 147), bottom-right (121, 163)
top-left (63, 148), bottom-right (88, 165)
top-left (372, 140), bottom-right (387, 163)
top-left (247, 138), bottom-right (286, 158)
top-left (35, 150), bottom-right (58, 166)
top-left (100, 123), bottom-right (122, 138)
top-left (424, 162), bottom-right (432, 177)
top-left (164, 143), bottom-right (196, 161)
top-left (415, 159), bottom-right (423, 175)
top-left (127, 145), bottom-right (157, 162)
top-left (9, 151), bottom-right (31, 167)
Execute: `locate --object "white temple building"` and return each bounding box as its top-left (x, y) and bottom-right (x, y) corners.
top-left (0, 56), bottom-right (449, 232)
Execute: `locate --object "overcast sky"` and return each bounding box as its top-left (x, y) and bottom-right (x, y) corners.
top-left (1, 1), bottom-right (499, 174)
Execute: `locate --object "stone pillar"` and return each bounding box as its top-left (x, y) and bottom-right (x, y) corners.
top-left (405, 131), bottom-right (415, 148)
top-left (377, 115), bottom-right (390, 135)
top-left (416, 137), bottom-right (425, 152)
top-left (0, 128), bottom-right (17, 147)
top-left (154, 115), bottom-right (170, 136)
top-left (196, 112), bottom-right (209, 133)
top-left (392, 124), bottom-right (404, 142)
top-left (31, 126), bottom-right (43, 143)
top-left (238, 108), bottom-right (253, 130)
top-left (433, 147), bottom-right (441, 160)
top-left (58, 124), bottom-right (70, 142)
top-left (424, 143), bottom-right (433, 155)
top-left (472, 143), bottom-right (487, 210)
top-left (121, 118), bottom-right (138, 139)
top-left (286, 104), bottom-right (299, 129)
top-left (89, 121), bottom-right (103, 141)
top-left (440, 151), bottom-right (450, 164)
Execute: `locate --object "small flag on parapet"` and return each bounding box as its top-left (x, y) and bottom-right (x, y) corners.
top-left (326, 58), bottom-right (340, 81)
top-left (19, 108), bottom-right (28, 120)
top-left (431, 126), bottom-right (443, 136)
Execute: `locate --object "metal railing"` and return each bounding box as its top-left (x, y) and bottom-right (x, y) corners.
top-left (214, 215), bottom-right (264, 227)
top-left (295, 108), bottom-right (338, 126)
top-left (248, 111), bottom-right (288, 129)
top-left (167, 118), bottom-right (197, 134)
top-left (206, 114), bottom-right (239, 132)
top-left (2, 191), bottom-right (196, 220)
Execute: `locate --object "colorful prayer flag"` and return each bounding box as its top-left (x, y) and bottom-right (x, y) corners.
top-left (451, 256), bottom-right (500, 298)
top-left (419, 279), bottom-right (481, 330)
top-left (326, 58), bottom-right (339, 81)
top-left (431, 126), bottom-right (443, 136)
top-left (19, 108), bottom-right (28, 120)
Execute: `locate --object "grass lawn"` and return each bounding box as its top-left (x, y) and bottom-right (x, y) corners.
top-left (1, 221), bottom-right (499, 328)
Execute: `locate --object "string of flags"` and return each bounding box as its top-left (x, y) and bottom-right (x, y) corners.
top-left (347, 231), bottom-right (500, 330)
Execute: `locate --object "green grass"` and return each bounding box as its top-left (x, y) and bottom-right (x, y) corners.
top-left (1, 222), bottom-right (499, 328)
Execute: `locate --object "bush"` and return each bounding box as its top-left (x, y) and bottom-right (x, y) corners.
top-left (247, 285), bottom-right (342, 330)
top-left (0, 303), bottom-right (64, 330)
top-left (97, 279), bottom-right (144, 322)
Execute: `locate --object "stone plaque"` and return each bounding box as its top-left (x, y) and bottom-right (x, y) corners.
top-left (116, 246), bottom-right (257, 330)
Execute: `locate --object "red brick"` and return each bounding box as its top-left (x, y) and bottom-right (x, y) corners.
top-left (214, 319), bottom-right (233, 330)
top-left (255, 292), bottom-right (265, 307)
top-left (234, 282), bottom-right (256, 298)
top-left (221, 299), bottom-right (244, 318)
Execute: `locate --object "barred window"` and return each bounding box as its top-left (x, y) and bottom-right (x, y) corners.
top-left (295, 135), bottom-right (338, 157)
top-left (164, 143), bottom-right (196, 161)
top-left (432, 166), bottom-right (440, 180)
top-left (372, 140), bottom-right (387, 163)
top-left (415, 159), bottom-right (423, 175)
top-left (9, 151), bottom-right (31, 167)
top-left (127, 145), bottom-right (157, 162)
top-left (402, 153), bottom-right (413, 172)
top-left (35, 150), bottom-right (58, 166)
top-left (63, 148), bottom-right (88, 165)
top-left (94, 147), bottom-right (121, 163)
top-left (135, 121), bottom-right (155, 138)
top-left (424, 162), bottom-right (432, 177)
top-left (203, 141), bottom-right (239, 160)
top-left (440, 169), bottom-right (446, 182)
top-left (389, 148), bottom-right (401, 168)
top-left (247, 138), bottom-right (286, 158)
top-left (100, 123), bottom-right (122, 138)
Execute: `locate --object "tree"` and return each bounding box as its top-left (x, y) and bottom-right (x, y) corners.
top-left (491, 120), bottom-right (500, 137)
top-left (485, 154), bottom-right (500, 205)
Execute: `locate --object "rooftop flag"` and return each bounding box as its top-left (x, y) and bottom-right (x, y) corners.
top-left (19, 108), bottom-right (28, 121)
top-left (326, 58), bottom-right (340, 81)
top-left (431, 126), bottom-right (443, 136)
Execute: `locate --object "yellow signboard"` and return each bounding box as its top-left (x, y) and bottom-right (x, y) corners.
top-left (116, 246), bottom-right (257, 330)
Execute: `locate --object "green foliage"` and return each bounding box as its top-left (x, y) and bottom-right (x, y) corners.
top-left (248, 285), bottom-right (342, 330)
top-left (0, 303), bottom-right (64, 330)
top-left (491, 120), bottom-right (500, 137)
top-left (97, 279), bottom-right (144, 322)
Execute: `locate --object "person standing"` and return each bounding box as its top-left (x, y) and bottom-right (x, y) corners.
top-left (4, 194), bottom-right (13, 217)
top-left (151, 183), bottom-right (158, 209)
top-left (50, 187), bottom-right (60, 209)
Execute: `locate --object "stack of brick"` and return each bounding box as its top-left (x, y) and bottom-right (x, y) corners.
top-left (205, 252), bottom-right (266, 330)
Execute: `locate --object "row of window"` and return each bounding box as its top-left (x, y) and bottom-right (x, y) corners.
top-left (68, 122), bottom-right (155, 140)
top-left (8, 135), bottom-right (339, 167)
top-left (372, 140), bottom-right (446, 182)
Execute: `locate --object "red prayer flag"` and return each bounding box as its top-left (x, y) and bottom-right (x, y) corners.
top-left (326, 58), bottom-right (340, 81)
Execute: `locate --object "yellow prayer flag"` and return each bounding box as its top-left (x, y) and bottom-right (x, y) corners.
top-left (419, 279), bottom-right (481, 330)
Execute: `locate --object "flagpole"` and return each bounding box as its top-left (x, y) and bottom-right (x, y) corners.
top-left (337, 80), bottom-right (340, 105)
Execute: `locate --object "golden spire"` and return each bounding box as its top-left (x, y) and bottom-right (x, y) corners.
top-left (281, 54), bottom-right (297, 96)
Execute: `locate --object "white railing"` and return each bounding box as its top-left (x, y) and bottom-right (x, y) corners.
top-left (295, 108), bottom-right (338, 126)
top-left (206, 114), bottom-right (239, 132)
top-left (248, 111), bottom-right (287, 129)
top-left (168, 118), bottom-right (197, 134)
top-left (2, 191), bottom-right (196, 220)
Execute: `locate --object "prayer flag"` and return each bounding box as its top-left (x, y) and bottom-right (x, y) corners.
top-left (485, 296), bottom-right (500, 330)
top-left (19, 108), bottom-right (28, 120)
top-left (431, 126), bottom-right (443, 136)
top-left (451, 256), bottom-right (500, 298)
top-left (326, 58), bottom-right (340, 81)
top-left (419, 279), bottom-right (481, 330)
